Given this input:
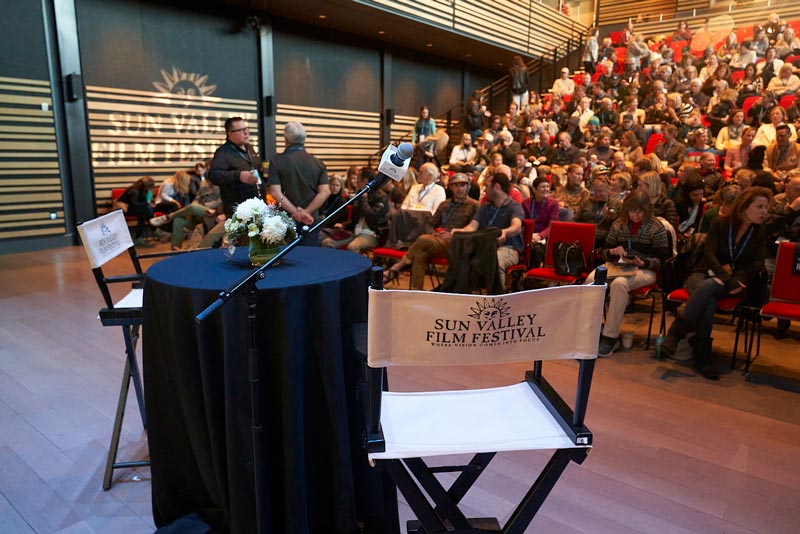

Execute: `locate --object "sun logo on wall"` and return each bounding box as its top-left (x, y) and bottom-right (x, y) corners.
top-left (153, 67), bottom-right (217, 97)
top-left (467, 298), bottom-right (511, 321)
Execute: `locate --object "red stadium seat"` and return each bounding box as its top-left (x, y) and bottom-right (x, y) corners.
top-left (741, 95), bottom-right (759, 118)
top-left (644, 133), bottom-right (663, 155)
top-left (780, 94), bottom-right (797, 110)
top-left (730, 70), bottom-right (745, 84)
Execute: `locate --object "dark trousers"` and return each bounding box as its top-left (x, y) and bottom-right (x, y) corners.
top-left (683, 273), bottom-right (734, 338)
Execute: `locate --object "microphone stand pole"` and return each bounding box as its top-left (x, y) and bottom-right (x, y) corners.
top-left (194, 172), bottom-right (392, 534)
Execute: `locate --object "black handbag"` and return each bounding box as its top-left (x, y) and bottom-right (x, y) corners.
top-left (553, 240), bottom-right (586, 276)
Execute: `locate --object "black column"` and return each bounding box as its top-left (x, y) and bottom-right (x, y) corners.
top-left (47, 0), bottom-right (95, 236)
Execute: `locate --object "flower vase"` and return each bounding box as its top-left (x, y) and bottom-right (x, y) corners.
top-left (248, 238), bottom-right (280, 266)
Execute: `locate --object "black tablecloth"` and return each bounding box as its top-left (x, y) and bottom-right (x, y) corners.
top-left (143, 247), bottom-right (397, 533)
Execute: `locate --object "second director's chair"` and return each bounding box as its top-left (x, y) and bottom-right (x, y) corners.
top-left (364, 267), bottom-right (607, 533)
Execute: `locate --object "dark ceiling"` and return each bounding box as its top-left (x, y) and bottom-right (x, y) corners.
top-left (219, 0), bottom-right (511, 74)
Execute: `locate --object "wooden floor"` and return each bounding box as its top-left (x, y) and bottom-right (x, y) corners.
top-left (0, 244), bottom-right (799, 533)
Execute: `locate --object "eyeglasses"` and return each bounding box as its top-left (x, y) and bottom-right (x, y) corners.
top-left (230, 127), bottom-right (249, 134)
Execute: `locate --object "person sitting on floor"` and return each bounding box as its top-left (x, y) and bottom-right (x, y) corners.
top-left (382, 173), bottom-right (479, 289)
top-left (321, 167), bottom-right (389, 253)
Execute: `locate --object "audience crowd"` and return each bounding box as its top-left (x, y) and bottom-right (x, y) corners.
top-left (116, 12), bottom-right (800, 377)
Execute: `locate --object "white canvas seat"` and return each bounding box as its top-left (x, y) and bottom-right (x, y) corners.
top-left (114, 288), bottom-right (143, 309)
top-left (363, 268), bottom-right (607, 533)
top-left (371, 382), bottom-right (582, 460)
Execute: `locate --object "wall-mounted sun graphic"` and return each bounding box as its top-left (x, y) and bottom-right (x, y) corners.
top-left (467, 298), bottom-right (511, 321)
top-left (153, 67), bottom-right (217, 97)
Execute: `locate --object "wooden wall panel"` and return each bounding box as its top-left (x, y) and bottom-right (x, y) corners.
top-left (358, 0), bottom-right (586, 58)
top-left (598, 0), bottom-right (676, 27)
top-left (0, 77), bottom-right (65, 240)
top-left (85, 86), bottom-right (258, 212)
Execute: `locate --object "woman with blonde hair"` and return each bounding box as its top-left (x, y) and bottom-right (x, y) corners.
top-left (637, 171), bottom-right (677, 227)
top-left (155, 170), bottom-right (191, 215)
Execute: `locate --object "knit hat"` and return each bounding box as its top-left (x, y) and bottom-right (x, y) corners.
top-left (588, 116), bottom-right (600, 126)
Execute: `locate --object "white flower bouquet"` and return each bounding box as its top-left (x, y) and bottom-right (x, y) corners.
top-left (224, 197), bottom-right (297, 263)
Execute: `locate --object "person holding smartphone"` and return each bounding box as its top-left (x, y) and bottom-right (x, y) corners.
top-left (584, 190), bottom-right (672, 357)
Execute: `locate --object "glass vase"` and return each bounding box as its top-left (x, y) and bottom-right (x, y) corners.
top-left (248, 238), bottom-right (280, 266)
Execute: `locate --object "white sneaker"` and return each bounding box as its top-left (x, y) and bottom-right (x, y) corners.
top-left (149, 215), bottom-right (168, 226)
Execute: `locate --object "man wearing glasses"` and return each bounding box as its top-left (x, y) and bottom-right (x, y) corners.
top-left (209, 116), bottom-right (262, 218)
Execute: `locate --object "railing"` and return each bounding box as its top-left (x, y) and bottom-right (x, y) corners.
top-left (355, 0), bottom-right (587, 59)
top-left (601, 0), bottom-right (800, 38)
top-left (370, 27), bottom-right (585, 166)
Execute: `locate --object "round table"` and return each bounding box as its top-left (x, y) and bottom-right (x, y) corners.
top-left (143, 247), bottom-right (397, 533)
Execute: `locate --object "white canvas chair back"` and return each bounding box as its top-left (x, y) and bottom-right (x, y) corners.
top-left (368, 284), bottom-right (606, 368)
top-left (77, 209), bottom-right (134, 269)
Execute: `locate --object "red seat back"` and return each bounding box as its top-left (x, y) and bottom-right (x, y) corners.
top-left (543, 221), bottom-right (596, 268)
top-left (741, 96), bottom-right (759, 118)
top-left (644, 133), bottom-right (663, 155)
top-left (779, 94), bottom-right (796, 110)
top-left (730, 70), bottom-right (745, 84)
top-left (770, 242), bottom-right (800, 303)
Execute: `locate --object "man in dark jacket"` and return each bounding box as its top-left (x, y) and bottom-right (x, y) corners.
top-left (208, 116), bottom-right (262, 218)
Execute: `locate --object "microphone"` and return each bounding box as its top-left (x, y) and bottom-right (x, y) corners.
top-left (375, 142), bottom-right (414, 184)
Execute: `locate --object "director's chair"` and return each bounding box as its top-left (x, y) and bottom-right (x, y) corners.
top-left (364, 267), bottom-right (607, 533)
top-left (77, 209), bottom-right (185, 490)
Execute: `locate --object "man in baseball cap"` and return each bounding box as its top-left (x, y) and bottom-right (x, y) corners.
top-left (382, 173), bottom-right (479, 289)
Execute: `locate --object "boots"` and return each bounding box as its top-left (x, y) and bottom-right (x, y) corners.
top-left (692, 337), bottom-right (720, 380)
top-left (660, 315), bottom-right (694, 358)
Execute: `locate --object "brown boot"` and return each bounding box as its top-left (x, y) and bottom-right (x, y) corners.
top-left (660, 315), bottom-right (694, 358)
top-left (692, 337), bottom-right (720, 380)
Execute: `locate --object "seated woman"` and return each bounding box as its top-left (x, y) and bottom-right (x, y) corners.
top-left (620, 130), bottom-right (643, 164)
top-left (149, 170), bottom-right (219, 250)
top-left (522, 177), bottom-right (561, 268)
top-left (585, 190), bottom-right (672, 357)
top-left (699, 183), bottom-right (742, 233)
top-left (154, 170), bottom-right (192, 216)
top-left (675, 175), bottom-right (705, 238)
top-left (321, 167), bottom-right (389, 254)
top-left (734, 63), bottom-right (762, 107)
top-left (754, 105), bottom-right (798, 146)
top-left (766, 64), bottom-right (800, 97)
top-left (661, 187), bottom-right (772, 379)
top-left (637, 171), bottom-right (677, 228)
top-left (774, 27), bottom-right (800, 58)
top-left (115, 176), bottom-right (155, 241)
top-left (724, 126), bottom-right (756, 174)
top-left (715, 109), bottom-right (746, 154)
top-left (319, 175), bottom-right (348, 228)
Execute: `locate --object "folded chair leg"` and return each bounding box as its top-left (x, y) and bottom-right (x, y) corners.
top-left (645, 294), bottom-right (656, 350)
top-left (443, 452), bottom-right (495, 505)
top-left (103, 357), bottom-right (131, 490)
top-left (103, 326), bottom-right (150, 491)
top-left (731, 314), bottom-right (744, 370)
top-left (503, 448), bottom-right (581, 534)
top-left (123, 325), bottom-right (147, 428)
top-left (405, 458), bottom-right (473, 530)
top-left (386, 460), bottom-right (448, 533)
